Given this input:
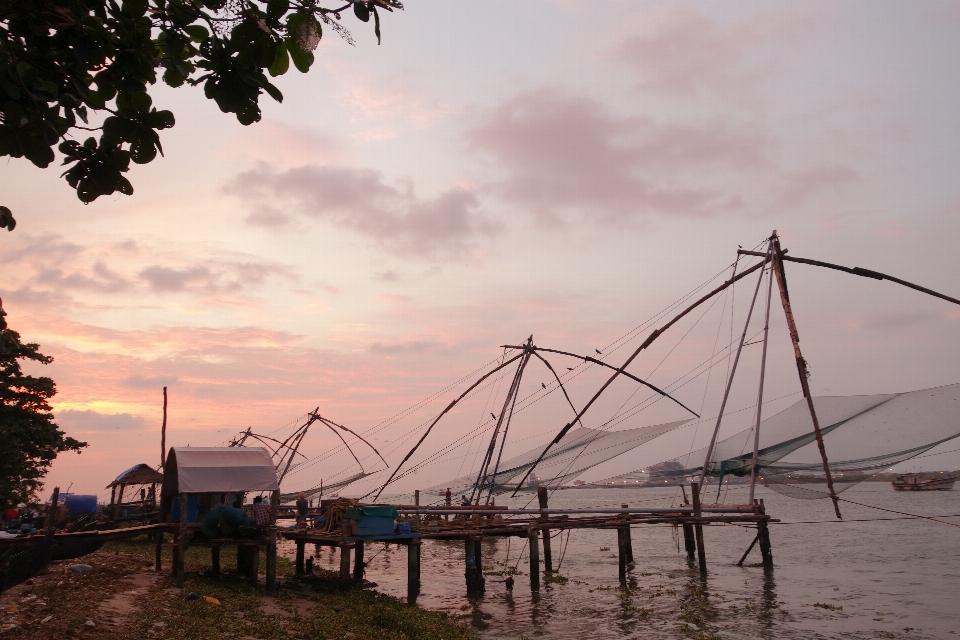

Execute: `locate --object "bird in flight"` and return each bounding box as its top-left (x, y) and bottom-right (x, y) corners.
top-left (566, 367), bottom-right (574, 371)
top-left (595, 348), bottom-right (603, 355)
top-left (541, 383), bottom-right (547, 389)
top-left (490, 412), bottom-right (497, 421)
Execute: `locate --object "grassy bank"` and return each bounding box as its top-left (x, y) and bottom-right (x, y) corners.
top-left (1, 537), bottom-right (476, 640)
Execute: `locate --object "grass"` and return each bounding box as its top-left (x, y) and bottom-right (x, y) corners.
top-left (101, 538), bottom-right (477, 640)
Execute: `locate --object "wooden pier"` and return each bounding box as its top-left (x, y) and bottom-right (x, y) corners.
top-left (281, 483), bottom-right (775, 600)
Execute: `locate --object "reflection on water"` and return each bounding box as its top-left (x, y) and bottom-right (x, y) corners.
top-left (282, 485), bottom-right (959, 639)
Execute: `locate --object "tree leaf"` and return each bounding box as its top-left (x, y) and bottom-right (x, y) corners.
top-left (288, 44), bottom-right (314, 73)
top-left (262, 80), bottom-right (283, 103)
top-left (0, 206), bottom-right (15, 231)
top-left (269, 42), bottom-right (290, 77)
top-left (183, 24), bottom-right (209, 42)
top-left (354, 2), bottom-right (370, 22)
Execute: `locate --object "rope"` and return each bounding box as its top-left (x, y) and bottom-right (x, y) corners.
top-left (555, 529), bottom-right (572, 571)
top-left (837, 497), bottom-right (960, 529)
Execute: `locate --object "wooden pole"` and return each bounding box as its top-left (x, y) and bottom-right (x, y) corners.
top-left (339, 544), bottom-right (351, 589)
top-left (211, 545), bottom-right (221, 576)
top-left (296, 540), bottom-right (305, 575)
top-left (161, 386), bottom-right (167, 468)
top-left (46, 487), bottom-right (59, 529)
top-left (771, 235), bottom-right (842, 519)
top-left (757, 500), bottom-right (773, 567)
top-left (749, 244), bottom-right (776, 504)
top-left (113, 485), bottom-right (124, 520)
top-left (353, 541), bottom-right (365, 582)
top-left (528, 528), bottom-right (540, 592)
top-left (465, 539), bottom-right (483, 593)
top-left (176, 492), bottom-right (188, 588)
top-left (414, 489), bottom-right (420, 528)
top-left (617, 526), bottom-right (627, 582)
top-left (266, 489), bottom-right (279, 594)
top-left (621, 504), bottom-right (634, 563)
top-left (682, 521), bottom-right (696, 560)
top-left (537, 487), bottom-right (553, 572)
top-left (407, 539), bottom-right (421, 602)
top-left (736, 534), bottom-right (759, 567)
top-left (691, 482), bottom-right (706, 572)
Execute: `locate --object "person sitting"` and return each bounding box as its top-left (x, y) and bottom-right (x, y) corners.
top-left (251, 495), bottom-right (271, 529)
top-left (295, 492), bottom-right (309, 529)
top-left (460, 495), bottom-right (471, 506)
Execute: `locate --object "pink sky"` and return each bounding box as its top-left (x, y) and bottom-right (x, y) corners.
top-left (3, 1), bottom-right (960, 501)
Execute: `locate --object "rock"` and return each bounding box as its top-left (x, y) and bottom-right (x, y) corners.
top-left (66, 564), bottom-right (93, 574)
top-left (84, 620), bottom-right (96, 628)
top-left (186, 592), bottom-right (200, 601)
top-left (41, 616), bottom-right (52, 624)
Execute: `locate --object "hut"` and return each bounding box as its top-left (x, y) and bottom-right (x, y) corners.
top-left (158, 447), bottom-right (281, 591)
top-left (107, 463), bottom-right (164, 520)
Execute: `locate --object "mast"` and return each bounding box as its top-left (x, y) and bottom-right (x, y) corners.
top-left (697, 242), bottom-right (771, 493)
top-left (748, 234), bottom-right (776, 503)
top-left (770, 234), bottom-right (842, 519)
top-left (472, 337), bottom-right (533, 503)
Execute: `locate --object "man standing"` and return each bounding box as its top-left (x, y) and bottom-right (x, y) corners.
top-left (445, 488), bottom-right (452, 506)
top-left (296, 492), bottom-right (309, 529)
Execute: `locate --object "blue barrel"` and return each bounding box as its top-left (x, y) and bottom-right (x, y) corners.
top-left (64, 495), bottom-right (98, 515)
top-left (170, 495), bottom-right (200, 523)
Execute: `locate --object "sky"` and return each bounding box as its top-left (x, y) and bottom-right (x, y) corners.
top-left (3, 0), bottom-right (960, 502)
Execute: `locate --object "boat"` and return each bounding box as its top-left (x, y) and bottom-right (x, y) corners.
top-left (892, 472), bottom-right (956, 491)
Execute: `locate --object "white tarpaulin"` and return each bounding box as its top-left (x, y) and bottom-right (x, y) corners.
top-left (170, 447), bottom-right (279, 493)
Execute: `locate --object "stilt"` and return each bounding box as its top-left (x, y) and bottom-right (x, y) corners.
top-left (154, 531), bottom-right (163, 572)
top-left (339, 544), bottom-right (352, 589)
top-left (266, 489), bottom-right (279, 594)
top-left (538, 487), bottom-right (553, 572)
top-left (176, 492), bottom-right (188, 588)
top-left (757, 501), bottom-right (773, 567)
top-left (682, 522), bottom-right (696, 559)
top-left (250, 544), bottom-right (261, 584)
top-left (621, 504), bottom-right (634, 563)
top-left (296, 540), bottom-right (305, 575)
top-left (691, 482), bottom-right (706, 572)
top-left (465, 539), bottom-right (483, 593)
top-left (528, 528), bottom-right (540, 592)
top-left (407, 539), bottom-right (421, 599)
top-left (353, 541), bottom-right (365, 582)
top-left (736, 534), bottom-right (759, 567)
top-left (617, 526), bottom-right (627, 582)
top-left (211, 545), bottom-right (221, 576)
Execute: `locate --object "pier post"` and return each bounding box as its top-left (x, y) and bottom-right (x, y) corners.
top-left (176, 492), bottom-right (188, 588)
top-left (414, 490), bottom-right (421, 528)
top-left (617, 526), bottom-right (627, 582)
top-left (407, 539), bottom-right (421, 599)
top-left (339, 544), bottom-right (352, 589)
top-left (211, 545), bottom-right (221, 576)
top-left (691, 482), bottom-right (706, 572)
top-left (465, 539), bottom-right (484, 593)
top-left (295, 540), bottom-right (305, 575)
top-left (538, 487), bottom-right (553, 572)
top-left (528, 528), bottom-right (541, 592)
top-left (353, 541), bottom-right (365, 582)
top-left (266, 489), bottom-right (279, 594)
top-left (757, 500), bottom-right (773, 567)
top-left (621, 504), bottom-right (634, 564)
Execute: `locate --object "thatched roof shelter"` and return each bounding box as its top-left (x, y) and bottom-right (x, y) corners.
top-left (106, 463), bottom-right (164, 489)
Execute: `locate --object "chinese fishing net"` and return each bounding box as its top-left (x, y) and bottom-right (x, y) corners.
top-left (427, 419), bottom-right (690, 496)
top-left (601, 383), bottom-right (960, 499)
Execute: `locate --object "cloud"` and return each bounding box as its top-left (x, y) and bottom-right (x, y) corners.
top-left (229, 165), bottom-right (501, 258)
top-left (36, 261), bottom-right (133, 294)
top-left (368, 340), bottom-right (443, 354)
top-left (374, 270), bottom-right (401, 282)
top-left (468, 88), bottom-right (772, 221)
top-left (139, 265), bottom-right (214, 292)
top-left (125, 375), bottom-right (179, 388)
top-left (138, 261), bottom-right (292, 295)
top-left (610, 6), bottom-right (816, 99)
top-left (55, 409), bottom-right (146, 433)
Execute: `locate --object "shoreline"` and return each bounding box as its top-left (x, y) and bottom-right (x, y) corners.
top-left (0, 538), bottom-right (476, 639)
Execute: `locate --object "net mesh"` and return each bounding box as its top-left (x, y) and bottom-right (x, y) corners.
top-left (427, 419), bottom-right (690, 496)
top-left (601, 384), bottom-right (960, 499)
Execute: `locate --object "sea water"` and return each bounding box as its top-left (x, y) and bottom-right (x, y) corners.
top-left (283, 484), bottom-right (960, 639)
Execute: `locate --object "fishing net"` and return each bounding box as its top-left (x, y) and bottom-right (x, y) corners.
top-left (601, 384), bottom-right (960, 499)
top-left (427, 419), bottom-right (690, 497)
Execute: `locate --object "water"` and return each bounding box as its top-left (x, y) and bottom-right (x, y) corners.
top-left (283, 484), bottom-right (960, 639)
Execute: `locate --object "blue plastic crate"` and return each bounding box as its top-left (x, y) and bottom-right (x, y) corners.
top-left (357, 516), bottom-right (396, 536)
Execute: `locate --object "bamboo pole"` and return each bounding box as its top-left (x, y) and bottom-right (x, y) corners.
top-left (622, 504), bottom-right (634, 564)
top-left (512, 258), bottom-right (772, 496)
top-left (161, 387), bottom-right (167, 467)
top-left (528, 528), bottom-right (540, 592)
top-left (537, 487), bottom-right (553, 572)
top-left (771, 236), bottom-right (842, 519)
top-left (266, 489), bottom-right (279, 593)
top-left (749, 239), bottom-right (776, 504)
top-left (691, 482), bottom-right (706, 572)
top-left (698, 246), bottom-right (769, 491)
